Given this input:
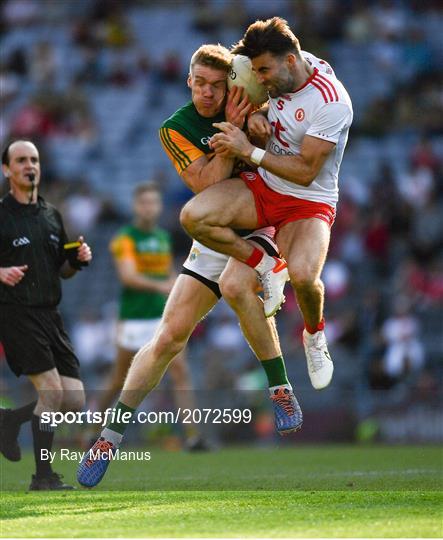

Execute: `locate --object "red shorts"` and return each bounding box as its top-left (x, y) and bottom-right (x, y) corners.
top-left (240, 171), bottom-right (336, 231)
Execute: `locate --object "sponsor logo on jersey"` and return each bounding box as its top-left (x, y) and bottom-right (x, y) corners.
top-left (295, 108), bottom-right (305, 122)
top-left (139, 238), bottom-right (160, 252)
top-left (269, 141), bottom-right (295, 156)
top-left (243, 172), bottom-right (257, 181)
top-left (12, 236), bottom-right (30, 247)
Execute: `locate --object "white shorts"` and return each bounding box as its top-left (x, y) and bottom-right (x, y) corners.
top-left (116, 319), bottom-right (161, 350)
top-left (181, 226), bottom-right (278, 297)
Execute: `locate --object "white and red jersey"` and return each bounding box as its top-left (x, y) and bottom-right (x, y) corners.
top-left (260, 63), bottom-right (353, 208)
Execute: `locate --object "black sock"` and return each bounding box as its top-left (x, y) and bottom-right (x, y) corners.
top-left (31, 414), bottom-right (54, 477)
top-left (10, 401), bottom-right (37, 425)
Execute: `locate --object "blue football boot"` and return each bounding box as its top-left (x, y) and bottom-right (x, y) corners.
top-left (77, 437), bottom-right (115, 487)
top-left (270, 386), bottom-right (303, 435)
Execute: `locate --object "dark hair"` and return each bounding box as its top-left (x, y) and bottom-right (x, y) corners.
top-left (133, 181), bottom-right (161, 198)
top-left (232, 17), bottom-right (301, 59)
top-left (2, 139), bottom-right (36, 166)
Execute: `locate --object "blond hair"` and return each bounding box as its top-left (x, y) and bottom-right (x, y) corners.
top-left (189, 44), bottom-right (232, 75)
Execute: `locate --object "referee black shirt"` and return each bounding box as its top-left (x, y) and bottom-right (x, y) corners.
top-left (0, 193), bottom-right (69, 307)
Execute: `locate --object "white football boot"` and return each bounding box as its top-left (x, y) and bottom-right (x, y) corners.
top-left (303, 329), bottom-right (334, 390)
top-left (259, 257), bottom-right (290, 318)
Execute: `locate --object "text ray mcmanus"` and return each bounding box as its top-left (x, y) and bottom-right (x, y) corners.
top-left (41, 448), bottom-right (152, 463)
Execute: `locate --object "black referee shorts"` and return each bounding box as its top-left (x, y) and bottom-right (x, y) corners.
top-left (0, 305), bottom-right (80, 379)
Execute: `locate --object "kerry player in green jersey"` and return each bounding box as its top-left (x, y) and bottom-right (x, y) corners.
top-left (78, 45), bottom-right (302, 488)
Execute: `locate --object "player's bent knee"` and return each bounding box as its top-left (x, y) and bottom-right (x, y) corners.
top-left (38, 390), bottom-right (64, 412)
top-left (289, 270), bottom-right (317, 291)
top-left (219, 276), bottom-right (247, 305)
top-left (180, 202), bottom-right (201, 235)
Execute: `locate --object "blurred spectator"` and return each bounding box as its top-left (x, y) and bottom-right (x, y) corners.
top-left (10, 95), bottom-right (56, 138)
top-left (103, 11), bottom-right (133, 48)
top-left (411, 137), bottom-right (441, 173)
top-left (380, 297), bottom-right (425, 381)
top-left (399, 164), bottom-right (434, 210)
top-left (371, 0), bottom-right (408, 40)
top-left (29, 42), bottom-right (59, 88)
top-left (74, 46), bottom-right (105, 85)
top-left (0, 69), bottom-right (21, 106)
top-left (409, 197), bottom-right (443, 262)
top-left (4, 47), bottom-right (28, 76)
top-left (192, 0), bottom-right (218, 34)
top-left (158, 51), bottom-right (182, 84)
top-left (63, 181), bottom-right (104, 235)
top-left (344, 1), bottom-right (373, 43)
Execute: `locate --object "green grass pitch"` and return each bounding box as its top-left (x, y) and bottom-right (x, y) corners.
top-left (1, 445), bottom-right (442, 537)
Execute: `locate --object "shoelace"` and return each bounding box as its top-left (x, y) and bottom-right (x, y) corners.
top-left (271, 389), bottom-right (295, 416)
top-left (85, 437), bottom-right (114, 466)
top-left (306, 336), bottom-right (328, 372)
top-left (261, 272), bottom-right (273, 300)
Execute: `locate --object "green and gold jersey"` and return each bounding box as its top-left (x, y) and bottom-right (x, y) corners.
top-left (110, 225), bottom-right (172, 320)
top-left (159, 101), bottom-right (225, 174)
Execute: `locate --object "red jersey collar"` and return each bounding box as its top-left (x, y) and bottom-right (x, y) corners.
top-left (293, 67), bottom-right (318, 94)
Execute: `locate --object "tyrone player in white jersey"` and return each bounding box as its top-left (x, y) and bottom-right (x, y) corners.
top-left (181, 17), bottom-right (353, 390)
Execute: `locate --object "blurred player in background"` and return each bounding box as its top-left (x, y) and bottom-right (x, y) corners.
top-left (97, 181), bottom-right (207, 450)
top-left (78, 43), bottom-right (302, 488)
top-left (0, 140), bottom-right (92, 490)
top-left (181, 17), bottom-right (353, 391)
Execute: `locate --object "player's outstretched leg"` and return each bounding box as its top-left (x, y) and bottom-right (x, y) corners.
top-left (219, 257), bottom-right (301, 435)
top-left (269, 385), bottom-right (303, 434)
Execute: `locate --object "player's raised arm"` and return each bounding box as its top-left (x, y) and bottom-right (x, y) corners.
top-left (251, 134), bottom-right (336, 187)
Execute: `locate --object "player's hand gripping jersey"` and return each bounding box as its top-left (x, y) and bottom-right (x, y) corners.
top-left (260, 53), bottom-right (353, 207)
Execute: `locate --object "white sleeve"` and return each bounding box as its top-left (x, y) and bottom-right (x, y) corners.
top-left (306, 103), bottom-right (352, 144)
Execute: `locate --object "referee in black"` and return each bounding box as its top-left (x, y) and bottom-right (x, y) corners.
top-left (0, 140), bottom-right (92, 490)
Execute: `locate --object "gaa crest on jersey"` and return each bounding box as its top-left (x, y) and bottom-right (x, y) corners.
top-left (295, 108), bottom-right (305, 122)
top-left (188, 247), bottom-right (201, 262)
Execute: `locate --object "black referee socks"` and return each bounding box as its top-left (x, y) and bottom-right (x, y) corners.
top-left (31, 414), bottom-right (55, 478)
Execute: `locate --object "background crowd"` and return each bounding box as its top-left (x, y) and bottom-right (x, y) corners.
top-left (1, 0), bottom-right (442, 445)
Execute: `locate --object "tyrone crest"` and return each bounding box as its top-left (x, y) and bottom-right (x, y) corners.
top-left (295, 108), bottom-right (305, 122)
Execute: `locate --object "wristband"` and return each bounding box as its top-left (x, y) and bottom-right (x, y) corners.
top-left (250, 147), bottom-right (266, 166)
